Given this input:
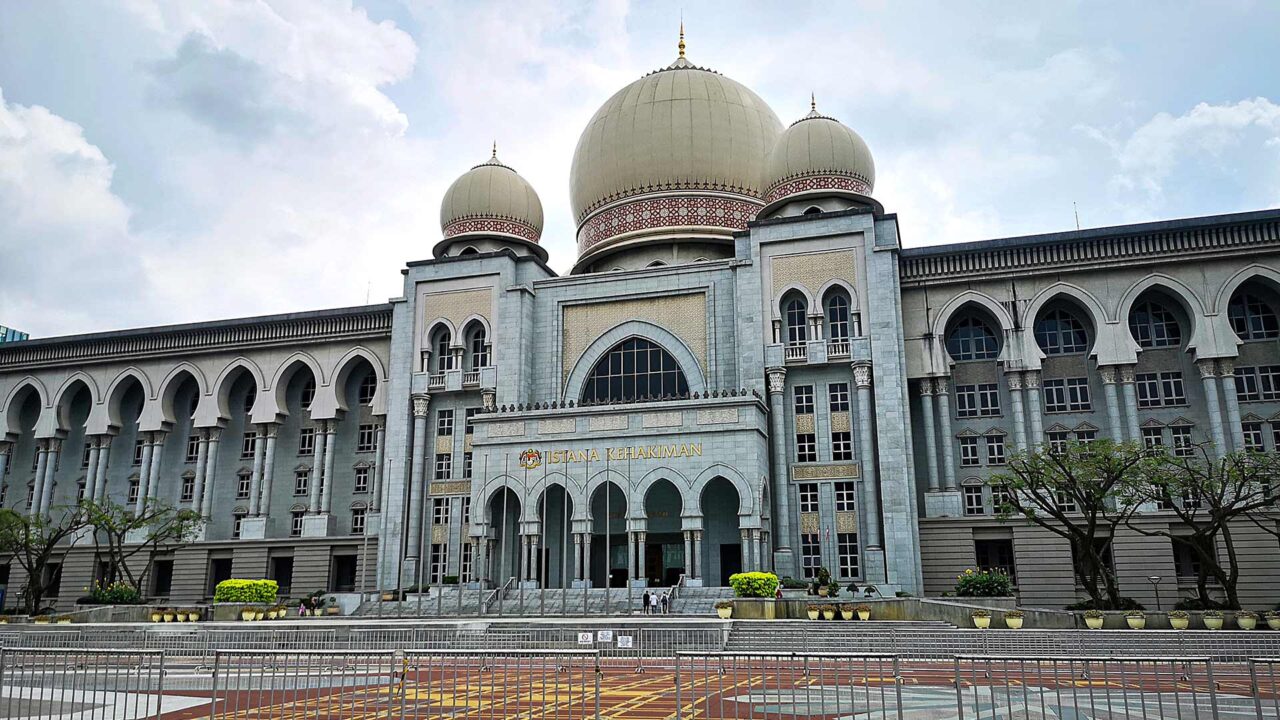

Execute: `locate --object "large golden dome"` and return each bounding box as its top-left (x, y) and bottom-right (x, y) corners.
top-left (761, 102), bottom-right (875, 214)
top-left (569, 46), bottom-right (782, 271)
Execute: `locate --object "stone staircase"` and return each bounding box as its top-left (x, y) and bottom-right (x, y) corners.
top-left (670, 586), bottom-right (734, 615)
top-left (724, 618), bottom-right (957, 654)
top-left (355, 587), bottom-right (677, 617)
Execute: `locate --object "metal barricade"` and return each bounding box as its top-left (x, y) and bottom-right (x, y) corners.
top-left (208, 648), bottom-right (399, 719)
top-left (0, 646), bottom-right (166, 720)
top-left (1251, 658), bottom-right (1280, 720)
top-left (954, 655), bottom-right (1221, 720)
top-left (399, 649), bottom-right (600, 719)
top-left (673, 651), bottom-right (901, 720)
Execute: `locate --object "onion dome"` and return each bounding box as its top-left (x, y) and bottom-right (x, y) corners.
top-left (569, 28), bottom-right (783, 272)
top-left (760, 96), bottom-right (876, 216)
top-left (435, 146), bottom-right (546, 261)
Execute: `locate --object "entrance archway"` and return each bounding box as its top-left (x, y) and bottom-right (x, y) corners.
top-left (536, 484), bottom-right (574, 588)
top-left (589, 481), bottom-right (627, 587)
top-left (487, 488), bottom-right (521, 584)
top-left (643, 479), bottom-right (684, 585)
top-left (701, 476), bottom-right (741, 586)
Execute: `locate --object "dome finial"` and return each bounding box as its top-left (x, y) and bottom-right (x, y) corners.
top-left (678, 16), bottom-right (685, 58)
top-left (810, 92), bottom-right (816, 112)
top-left (491, 140), bottom-right (497, 159)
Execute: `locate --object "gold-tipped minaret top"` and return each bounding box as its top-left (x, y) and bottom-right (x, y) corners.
top-left (678, 21), bottom-right (685, 58)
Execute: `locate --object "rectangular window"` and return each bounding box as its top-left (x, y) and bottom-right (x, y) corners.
top-left (429, 543), bottom-right (448, 585)
top-left (800, 533), bottom-right (821, 579)
top-left (433, 497), bottom-right (450, 525)
top-left (356, 424), bottom-right (377, 453)
top-left (180, 475), bottom-right (195, 502)
top-left (798, 483), bottom-right (819, 514)
top-left (959, 436), bottom-right (980, 466)
top-left (1075, 429), bottom-right (1097, 445)
top-left (1136, 373), bottom-right (1160, 408)
top-left (793, 385), bottom-right (815, 415)
top-left (1044, 379), bottom-right (1068, 413)
top-left (291, 511), bottom-right (304, 537)
top-left (233, 513), bottom-right (245, 539)
top-left (294, 469), bottom-right (310, 496)
top-left (1044, 377), bottom-right (1090, 412)
top-left (990, 483), bottom-right (1012, 511)
top-left (461, 497), bottom-right (471, 525)
top-left (76, 481), bottom-right (86, 501)
top-left (1142, 426), bottom-right (1165, 449)
top-left (128, 478), bottom-right (140, 504)
top-left (464, 408), bottom-right (479, 435)
top-left (1260, 366), bottom-right (1280, 400)
top-left (1242, 422), bottom-right (1265, 452)
top-left (1172, 536), bottom-right (1214, 579)
top-left (185, 435), bottom-right (200, 463)
top-left (298, 427), bottom-right (316, 456)
top-left (358, 374), bottom-right (377, 405)
top-left (1161, 372), bottom-right (1187, 405)
top-left (241, 431), bottom-right (256, 459)
top-left (461, 542), bottom-right (474, 582)
top-left (463, 452), bottom-right (473, 479)
top-left (963, 485), bottom-right (985, 515)
top-left (985, 434), bottom-right (1006, 465)
top-left (831, 431), bottom-right (854, 461)
top-left (828, 383), bottom-right (850, 413)
top-left (437, 409), bottom-right (454, 437)
top-left (80, 443), bottom-right (92, 468)
top-left (1171, 425), bottom-right (1195, 457)
top-left (1056, 490), bottom-right (1078, 513)
top-left (974, 538), bottom-right (1016, 582)
top-left (133, 439), bottom-right (145, 465)
top-left (1137, 372), bottom-right (1187, 408)
top-left (1234, 366), bottom-right (1280, 402)
top-left (0, 484), bottom-right (6, 506)
top-left (236, 474), bottom-right (251, 499)
top-left (353, 467), bottom-right (370, 494)
top-left (796, 433), bottom-right (817, 463)
top-left (1048, 431), bottom-right (1070, 455)
top-left (956, 384), bottom-right (1000, 418)
top-left (834, 481), bottom-right (856, 512)
top-left (434, 453), bottom-right (452, 480)
top-left (351, 507), bottom-right (366, 535)
top-left (837, 532), bottom-right (859, 577)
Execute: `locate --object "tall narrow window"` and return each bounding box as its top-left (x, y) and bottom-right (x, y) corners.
top-left (300, 378), bottom-right (316, 410)
top-left (793, 385), bottom-right (815, 414)
top-left (800, 534), bottom-right (821, 579)
top-left (837, 533), bottom-right (859, 577)
top-left (785, 298), bottom-right (808, 345)
top-left (430, 327), bottom-right (453, 372)
top-left (580, 338), bottom-right (689, 405)
top-left (825, 292), bottom-right (850, 341)
top-left (466, 323), bottom-right (489, 369)
top-left (358, 373), bottom-right (378, 405)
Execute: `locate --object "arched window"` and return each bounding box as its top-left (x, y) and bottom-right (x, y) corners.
top-left (946, 315), bottom-right (1000, 361)
top-left (466, 323), bottom-right (488, 369)
top-left (1034, 308), bottom-right (1089, 355)
top-left (1228, 291), bottom-right (1280, 340)
top-left (825, 292), bottom-right (851, 341)
top-left (803, 206), bottom-right (822, 215)
top-left (1128, 301), bottom-right (1182, 348)
top-left (581, 338), bottom-right (689, 405)
top-left (459, 246), bottom-right (479, 256)
top-left (647, 260), bottom-right (667, 268)
top-left (784, 297), bottom-right (808, 345)
top-left (429, 326), bottom-right (452, 372)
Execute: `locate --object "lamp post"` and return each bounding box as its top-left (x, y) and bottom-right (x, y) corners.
top-left (1146, 576), bottom-right (1162, 611)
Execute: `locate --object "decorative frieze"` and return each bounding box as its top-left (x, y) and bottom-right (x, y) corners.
top-left (487, 421), bottom-right (525, 438)
top-left (430, 482), bottom-right (470, 496)
top-left (770, 249), bottom-right (858, 300)
top-left (792, 463), bottom-right (859, 480)
top-left (696, 408), bottom-right (739, 425)
top-left (588, 415), bottom-right (628, 432)
top-left (642, 412), bottom-right (683, 429)
top-left (562, 292), bottom-right (707, 385)
top-left (538, 418), bottom-right (577, 435)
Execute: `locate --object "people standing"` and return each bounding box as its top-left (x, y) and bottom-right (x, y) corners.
top-left (642, 590), bottom-right (651, 615)
top-left (661, 593), bottom-right (669, 615)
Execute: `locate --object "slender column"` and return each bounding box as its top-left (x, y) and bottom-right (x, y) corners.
top-left (1118, 365), bottom-right (1142, 443)
top-left (626, 532), bottom-right (636, 582)
top-left (201, 430), bottom-right (220, 518)
top-left (583, 532), bottom-right (593, 585)
top-left (1198, 360), bottom-right (1228, 455)
top-left (529, 534), bottom-right (541, 583)
top-left (372, 425), bottom-right (386, 512)
top-left (321, 422), bottom-right (337, 513)
top-left (84, 438), bottom-right (101, 502)
top-left (918, 379), bottom-right (940, 491)
top-left (0, 444), bottom-right (9, 497)
top-left (134, 435), bottom-right (154, 515)
top-left (683, 530), bottom-right (693, 579)
top-left (1024, 371), bottom-right (1044, 447)
top-left (1099, 366), bottom-right (1124, 441)
top-left (191, 430), bottom-right (209, 510)
top-left (30, 442), bottom-right (47, 517)
top-left (934, 377), bottom-right (958, 490)
top-left (519, 535), bottom-right (531, 582)
top-left (853, 363), bottom-right (881, 548)
top-left (765, 368), bottom-right (795, 571)
top-left (477, 536), bottom-right (489, 584)
top-left (259, 425), bottom-right (278, 516)
top-left (248, 425), bottom-right (267, 516)
top-left (1006, 372), bottom-right (1028, 451)
top-left (1219, 359), bottom-right (1245, 451)
top-left (692, 531), bottom-right (703, 580)
top-left (39, 439), bottom-right (61, 516)
top-left (94, 436), bottom-right (112, 503)
top-left (636, 531), bottom-right (647, 584)
top-left (145, 433), bottom-right (166, 504)
top-left (573, 534), bottom-right (584, 582)
top-left (406, 395), bottom-right (431, 564)
top-left (308, 423), bottom-right (327, 513)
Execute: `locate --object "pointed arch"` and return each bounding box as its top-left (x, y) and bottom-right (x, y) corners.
top-left (2, 376), bottom-right (48, 437)
top-left (770, 283), bottom-right (818, 318)
top-left (1024, 282), bottom-right (1109, 328)
top-left (694, 464), bottom-right (755, 516)
top-left (212, 357), bottom-right (265, 419)
top-left (630, 466), bottom-right (691, 516)
top-left (52, 371), bottom-right (99, 415)
top-left (930, 290), bottom-right (1015, 339)
top-left (1214, 264), bottom-right (1280, 315)
top-left (267, 352), bottom-right (324, 418)
top-left (52, 374), bottom-right (95, 433)
top-left (563, 320), bottom-right (706, 404)
top-left (103, 367), bottom-right (154, 430)
top-left (330, 346), bottom-right (388, 415)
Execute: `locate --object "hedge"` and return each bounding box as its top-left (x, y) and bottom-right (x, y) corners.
top-left (213, 579), bottom-right (279, 604)
top-left (728, 572), bottom-right (780, 598)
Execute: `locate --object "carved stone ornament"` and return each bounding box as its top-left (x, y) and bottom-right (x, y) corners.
top-left (1022, 371), bottom-right (1041, 389)
top-left (1216, 358), bottom-right (1234, 377)
top-left (933, 377), bottom-right (950, 395)
top-left (481, 388), bottom-right (497, 412)
top-left (1098, 366), bottom-right (1118, 384)
top-left (1119, 365), bottom-right (1137, 384)
top-left (766, 367), bottom-right (787, 395)
top-left (1005, 372), bottom-right (1023, 391)
top-left (917, 378), bottom-right (935, 396)
top-left (411, 394), bottom-right (432, 417)
top-left (1197, 359), bottom-right (1219, 379)
top-left (852, 363), bottom-right (872, 388)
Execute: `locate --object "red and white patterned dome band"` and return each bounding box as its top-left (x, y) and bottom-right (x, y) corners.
top-left (764, 174), bottom-right (873, 205)
top-left (577, 194), bottom-right (762, 255)
top-left (443, 217), bottom-right (541, 243)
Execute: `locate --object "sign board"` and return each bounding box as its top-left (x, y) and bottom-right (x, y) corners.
top-left (577, 632), bottom-right (593, 645)
top-left (616, 635), bottom-right (633, 649)
top-left (596, 630), bottom-right (614, 643)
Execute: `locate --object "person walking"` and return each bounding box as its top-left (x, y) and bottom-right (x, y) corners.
top-left (661, 593), bottom-right (669, 615)
top-left (642, 590), bottom-right (651, 615)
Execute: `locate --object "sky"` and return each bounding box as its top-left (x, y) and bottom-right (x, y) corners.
top-left (1, 1), bottom-right (1279, 338)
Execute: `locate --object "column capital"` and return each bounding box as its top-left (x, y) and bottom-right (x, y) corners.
top-left (1098, 365), bottom-right (1118, 384)
top-left (933, 376), bottom-right (950, 395)
top-left (1196, 358), bottom-right (1219, 379)
top-left (481, 388), bottom-right (497, 412)
top-left (411, 394), bottom-right (432, 417)
top-left (1005, 371), bottom-right (1023, 391)
top-left (1216, 358), bottom-right (1235, 376)
top-left (766, 367), bottom-right (787, 395)
top-left (1022, 370), bottom-right (1041, 389)
top-left (851, 362), bottom-right (873, 388)
top-left (917, 378), bottom-right (935, 396)
top-left (1118, 365), bottom-right (1137, 384)
top-left (260, 422), bottom-right (279, 438)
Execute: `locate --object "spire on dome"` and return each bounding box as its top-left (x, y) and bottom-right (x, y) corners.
top-left (678, 19), bottom-right (686, 58)
top-left (491, 140), bottom-right (497, 159)
top-left (810, 92), bottom-right (816, 112)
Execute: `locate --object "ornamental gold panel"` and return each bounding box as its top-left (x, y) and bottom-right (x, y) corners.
top-left (422, 288), bottom-right (491, 339)
top-left (799, 513), bottom-right (821, 533)
top-left (836, 512), bottom-right (858, 533)
top-left (771, 250), bottom-right (857, 300)
top-left (831, 412), bottom-right (850, 433)
top-left (431, 526), bottom-right (449, 544)
top-left (431, 482), bottom-right (470, 495)
top-left (795, 414), bottom-right (815, 434)
top-left (561, 292), bottom-right (707, 385)
top-left (435, 436), bottom-right (453, 454)
top-left (792, 464), bottom-right (859, 480)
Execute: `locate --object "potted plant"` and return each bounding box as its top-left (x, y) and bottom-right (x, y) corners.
top-left (806, 603), bottom-right (820, 620)
top-left (839, 603), bottom-right (854, 621)
top-left (325, 598), bottom-right (341, 616)
top-left (240, 607), bottom-right (256, 622)
top-left (1125, 610), bottom-right (1146, 630)
top-left (1265, 611), bottom-right (1280, 631)
top-left (55, 615), bottom-right (72, 624)
top-left (1168, 610), bottom-right (1190, 630)
top-left (1236, 610), bottom-right (1258, 630)
top-left (971, 609), bottom-right (991, 629)
top-left (254, 608), bottom-right (266, 621)
top-left (815, 567), bottom-right (832, 596)
top-left (32, 615), bottom-right (50, 624)
top-left (855, 604), bottom-right (871, 621)
top-left (175, 609), bottom-right (188, 622)
top-left (826, 582), bottom-right (841, 599)
top-left (149, 608), bottom-right (163, 623)
top-left (714, 600), bottom-right (733, 620)
top-left (1003, 609), bottom-right (1024, 629)
top-left (820, 604), bottom-right (836, 620)
top-left (1084, 609), bottom-right (1105, 629)
top-left (1203, 610), bottom-right (1224, 630)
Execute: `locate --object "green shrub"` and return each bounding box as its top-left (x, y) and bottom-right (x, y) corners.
top-left (1066, 597), bottom-right (1145, 611)
top-left (954, 568), bottom-right (1013, 598)
top-left (728, 572), bottom-right (780, 598)
top-left (85, 581), bottom-right (142, 605)
top-left (780, 576), bottom-right (808, 589)
top-left (213, 579), bottom-right (279, 604)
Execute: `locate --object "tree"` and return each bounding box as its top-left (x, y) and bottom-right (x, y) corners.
top-left (0, 505), bottom-right (88, 615)
top-left (82, 498), bottom-right (203, 594)
top-left (991, 439), bottom-right (1151, 609)
top-left (1122, 446), bottom-right (1280, 610)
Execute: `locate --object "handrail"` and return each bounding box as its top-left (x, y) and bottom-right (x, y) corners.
top-left (482, 577), bottom-right (516, 614)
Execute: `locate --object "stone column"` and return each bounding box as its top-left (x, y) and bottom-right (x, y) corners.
top-left (309, 421), bottom-right (327, 514)
top-left (135, 435), bottom-right (154, 515)
top-left (529, 534), bottom-right (541, 584)
top-left (519, 535), bottom-right (531, 582)
top-left (146, 433), bottom-right (165, 503)
top-left (1218, 359), bottom-right (1245, 451)
top-left (1118, 365), bottom-right (1142, 443)
top-left (191, 430), bottom-right (209, 510)
top-left (84, 438), bottom-right (101, 502)
top-left (1198, 360), bottom-right (1228, 455)
top-left (1006, 372), bottom-right (1027, 450)
top-left (573, 534), bottom-right (584, 582)
top-left (259, 425), bottom-right (278, 516)
top-left (248, 425), bottom-right (267, 516)
top-left (765, 368), bottom-right (795, 575)
top-left (583, 532), bottom-right (593, 585)
top-left (1024, 371), bottom-right (1045, 447)
top-left (918, 379), bottom-right (940, 491)
top-left (93, 437), bottom-right (112, 504)
top-left (692, 531), bottom-right (703, 581)
top-left (1100, 366), bottom-right (1124, 441)
top-left (852, 363), bottom-right (881, 548)
top-left (682, 530), bottom-right (694, 579)
top-left (201, 430), bottom-right (220, 517)
top-left (29, 441), bottom-right (47, 516)
top-left (0, 443), bottom-right (9, 498)
top-left (406, 395), bottom-right (431, 568)
top-left (372, 424), bottom-right (386, 512)
top-left (934, 377), bottom-right (958, 490)
top-left (321, 422), bottom-right (337, 514)
top-left (636, 531), bottom-right (647, 585)
top-left (626, 531), bottom-right (636, 582)
top-left (39, 439), bottom-right (61, 516)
